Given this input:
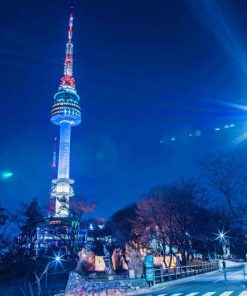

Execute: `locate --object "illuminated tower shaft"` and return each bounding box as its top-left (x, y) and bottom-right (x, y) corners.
top-left (50, 10), bottom-right (81, 217)
top-left (58, 121), bottom-right (71, 179)
top-left (48, 137), bottom-right (58, 217)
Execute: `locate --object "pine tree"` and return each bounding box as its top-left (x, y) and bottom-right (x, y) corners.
top-left (20, 198), bottom-right (44, 257)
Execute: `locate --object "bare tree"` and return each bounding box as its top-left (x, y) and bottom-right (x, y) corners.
top-left (199, 152), bottom-right (245, 217)
top-left (132, 180), bottom-right (204, 266)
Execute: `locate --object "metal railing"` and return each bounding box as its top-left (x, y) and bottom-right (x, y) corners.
top-left (154, 261), bottom-right (219, 283)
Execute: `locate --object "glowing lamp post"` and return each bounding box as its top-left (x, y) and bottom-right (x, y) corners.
top-left (216, 230), bottom-right (230, 259)
top-left (44, 254), bottom-right (64, 295)
top-left (55, 255), bottom-right (62, 262)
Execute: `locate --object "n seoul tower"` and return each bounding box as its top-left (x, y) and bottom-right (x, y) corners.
top-left (50, 9), bottom-right (81, 217)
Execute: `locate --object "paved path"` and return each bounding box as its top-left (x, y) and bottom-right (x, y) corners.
top-left (130, 264), bottom-right (247, 296)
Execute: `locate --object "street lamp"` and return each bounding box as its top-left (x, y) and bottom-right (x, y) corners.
top-left (55, 255), bottom-right (62, 262)
top-left (215, 229), bottom-right (229, 259)
top-left (44, 254), bottom-right (65, 295)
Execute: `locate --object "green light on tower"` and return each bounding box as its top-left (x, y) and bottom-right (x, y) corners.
top-left (1, 171), bottom-right (13, 180)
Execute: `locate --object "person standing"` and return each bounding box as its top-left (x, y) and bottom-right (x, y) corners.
top-left (144, 250), bottom-right (155, 287)
top-left (243, 263), bottom-right (247, 280)
top-left (222, 260), bottom-right (227, 282)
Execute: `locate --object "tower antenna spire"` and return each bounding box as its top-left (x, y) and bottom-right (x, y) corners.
top-left (68, 6), bottom-right (74, 44)
top-left (60, 7), bottom-right (75, 90)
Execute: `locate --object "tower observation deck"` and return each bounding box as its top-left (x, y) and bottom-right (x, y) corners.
top-left (50, 9), bottom-right (81, 217)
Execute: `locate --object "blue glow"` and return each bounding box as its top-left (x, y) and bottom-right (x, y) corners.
top-left (195, 130), bottom-right (202, 137)
top-left (55, 256), bottom-right (61, 262)
top-left (1, 171), bottom-right (13, 180)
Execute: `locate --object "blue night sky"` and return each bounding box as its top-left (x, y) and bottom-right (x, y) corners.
top-left (1, 0), bottom-right (247, 217)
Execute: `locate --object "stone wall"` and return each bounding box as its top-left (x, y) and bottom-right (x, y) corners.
top-left (65, 272), bottom-right (146, 296)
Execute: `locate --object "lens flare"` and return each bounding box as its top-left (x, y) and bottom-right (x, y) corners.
top-left (1, 171), bottom-right (13, 180)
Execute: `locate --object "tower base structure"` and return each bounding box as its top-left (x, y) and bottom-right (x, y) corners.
top-left (51, 178), bottom-right (74, 217)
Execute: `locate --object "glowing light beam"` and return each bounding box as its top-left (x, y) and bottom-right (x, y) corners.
top-left (186, 0), bottom-right (247, 74)
top-left (231, 132), bottom-right (247, 147)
